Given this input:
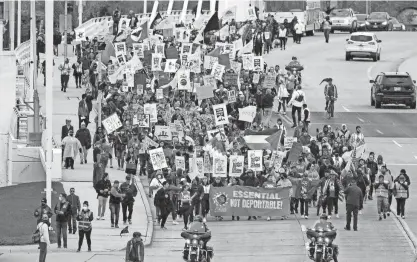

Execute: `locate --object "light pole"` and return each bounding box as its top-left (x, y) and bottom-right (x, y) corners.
top-left (30, 0), bottom-right (40, 133)
top-left (64, 0), bottom-right (68, 59)
top-left (9, 0), bottom-right (15, 51)
top-left (78, 0), bottom-right (83, 27)
top-left (17, 0), bottom-right (21, 46)
top-left (97, 52), bottom-right (102, 128)
top-left (45, 0), bottom-right (54, 207)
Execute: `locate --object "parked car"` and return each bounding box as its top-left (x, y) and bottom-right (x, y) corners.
top-left (329, 8), bottom-right (358, 33)
top-left (390, 18), bottom-right (406, 31)
top-left (345, 32), bottom-right (382, 61)
top-left (366, 12), bottom-right (393, 31)
top-left (370, 72), bottom-right (416, 109)
top-left (356, 14), bottom-right (368, 31)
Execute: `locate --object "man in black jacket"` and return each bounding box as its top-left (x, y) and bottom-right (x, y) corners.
top-left (344, 180), bottom-right (363, 231)
top-left (120, 176), bottom-right (138, 225)
top-left (366, 152), bottom-right (378, 200)
top-left (54, 193), bottom-right (71, 248)
top-left (240, 170), bottom-right (259, 220)
top-left (95, 173), bottom-right (112, 220)
top-left (67, 188), bottom-right (81, 234)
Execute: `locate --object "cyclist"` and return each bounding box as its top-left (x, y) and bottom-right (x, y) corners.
top-left (324, 78), bottom-right (338, 113)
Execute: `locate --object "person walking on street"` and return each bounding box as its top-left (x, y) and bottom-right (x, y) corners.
top-left (54, 193), bottom-right (71, 248)
top-left (125, 232), bottom-right (145, 262)
top-left (374, 174), bottom-right (389, 220)
top-left (72, 59), bottom-right (83, 88)
top-left (120, 176), bottom-right (138, 225)
top-left (38, 214), bottom-right (51, 262)
top-left (322, 16), bottom-right (332, 43)
top-left (58, 58), bottom-right (71, 92)
top-left (110, 180), bottom-right (125, 228)
top-left (93, 141), bottom-right (103, 186)
top-left (95, 172), bottom-right (112, 220)
top-left (278, 24), bottom-right (287, 50)
top-left (61, 119), bottom-right (74, 163)
top-left (380, 164), bottom-right (394, 217)
top-left (62, 130), bottom-right (83, 170)
top-left (34, 197), bottom-right (53, 224)
top-left (178, 184), bottom-right (192, 230)
top-left (156, 181), bottom-right (174, 230)
top-left (76, 201), bottom-right (94, 252)
top-left (295, 21), bottom-right (304, 44)
top-left (253, 32), bottom-right (263, 56)
top-left (75, 122), bottom-right (92, 164)
top-left (67, 188), bottom-right (81, 234)
top-left (288, 85), bottom-right (306, 128)
top-left (393, 174), bottom-right (409, 219)
top-left (78, 94), bottom-right (90, 129)
top-left (344, 180), bottom-right (363, 231)
top-left (366, 152), bottom-right (378, 200)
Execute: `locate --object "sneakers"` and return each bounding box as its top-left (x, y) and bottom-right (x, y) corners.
top-left (267, 217), bottom-right (271, 221)
top-left (402, 215), bottom-right (405, 219)
top-left (203, 218), bottom-right (207, 223)
top-left (161, 226), bottom-right (167, 230)
top-left (304, 215), bottom-right (308, 219)
top-left (115, 225), bottom-right (119, 228)
top-left (111, 224), bottom-right (114, 228)
top-left (383, 213), bottom-right (386, 219)
top-left (129, 220), bottom-right (132, 225)
top-left (101, 216), bottom-right (105, 220)
top-left (387, 212), bottom-right (390, 217)
top-left (123, 222), bottom-right (127, 225)
top-left (359, 210), bottom-right (362, 215)
top-left (336, 214), bottom-right (339, 219)
top-left (172, 220), bottom-right (179, 225)
top-left (76, 248), bottom-right (80, 252)
top-left (379, 216), bottom-right (382, 221)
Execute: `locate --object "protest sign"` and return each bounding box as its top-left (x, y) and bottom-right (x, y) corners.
top-left (204, 56), bottom-right (218, 70)
top-left (230, 61), bottom-right (242, 74)
top-left (238, 106), bottom-right (257, 122)
top-left (151, 54), bottom-right (163, 71)
top-left (181, 43), bottom-right (192, 55)
top-left (264, 75), bottom-right (276, 89)
top-left (155, 43), bottom-right (165, 58)
top-left (156, 89), bottom-right (164, 99)
top-left (274, 151), bottom-right (286, 170)
top-left (144, 103), bottom-right (158, 123)
top-left (132, 43), bottom-right (143, 58)
top-left (177, 69), bottom-right (191, 91)
top-left (252, 73), bottom-right (260, 84)
top-left (253, 56), bottom-right (263, 71)
top-left (137, 114), bottom-right (150, 127)
top-left (224, 72), bottom-right (238, 86)
top-left (203, 153), bottom-right (212, 173)
top-left (209, 186), bottom-right (291, 217)
top-left (196, 85), bottom-right (214, 100)
top-left (164, 59), bottom-right (178, 73)
top-left (212, 104), bottom-right (229, 126)
top-left (116, 53), bottom-right (126, 66)
top-left (242, 54), bottom-right (253, 70)
top-left (211, 63), bottom-right (226, 81)
top-left (195, 158), bottom-right (204, 177)
top-left (229, 155), bottom-right (244, 176)
top-left (247, 150), bottom-right (263, 171)
top-left (203, 75), bottom-right (216, 90)
top-left (213, 155), bottom-right (227, 177)
top-left (175, 156), bottom-right (186, 170)
top-left (228, 90), bottom-right (236, 103)
top-left (114, 42), bottom-right (126, 55)
top-left (284, 137), bottom-right (297, 149)
top-left (207, 128), bottom-right (225, 141)
top-left (102, 113), bottom-right (123, 134)
top-left (154, 125), bottom-right (172, 141)
top-left (149, 147), bottom-right (168, 170)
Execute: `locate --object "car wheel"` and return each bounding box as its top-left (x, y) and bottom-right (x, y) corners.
top-left (311, 27), bottom-right (315, 36)
top-left (377, 52), bottom-right (381, 61)
top-left (375, 100), bottom-right (382, 108)
top-left (371, 94), bottom-right (375, 106)
top-left (411, 102), bottom-right (416, 109)
top-left (345, 53), bottom-right (351, 61)
top-left (372, 53), bottom-right (378, 62)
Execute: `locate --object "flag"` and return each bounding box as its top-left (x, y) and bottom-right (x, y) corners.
top-left (243, 128), bottom-right (279, 150)
top-left (221, 6), bottom-right (237, 24)
top-left (204, 12), bottom-right (220, 33)
top-left (139, 21), bottom-right (149, 41)
top-left (193, 27), bottom-right (204, 44)
top-left (265, 130), bottom-right (283, 150)
top-left (238, 41), bottom-right (253, 56)
top-left (207, 47), bottom-right (221, 57)
top-left (130, 26), bottom-right (143, 42)
top-left (343, 144), bottom-right (366, 171)
top-left (203, 135), bottom-right (227, 155)
top-left (150, 12), bottom-right (163, 29)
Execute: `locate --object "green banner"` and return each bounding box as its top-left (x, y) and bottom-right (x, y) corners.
top-left (209, 186), bottom-right (291, 217)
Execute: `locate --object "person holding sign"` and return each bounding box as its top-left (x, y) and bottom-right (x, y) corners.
top-left (288, 85), bottom-right (306, 128)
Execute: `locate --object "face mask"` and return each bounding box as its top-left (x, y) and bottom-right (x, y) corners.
top-left (58, 197), bottom-right (62, 201)
top-left (82, 206), bottom-right (88, 211)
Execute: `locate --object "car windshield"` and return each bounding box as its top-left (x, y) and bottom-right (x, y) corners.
top-left (369, 13), bottom-right (387, 20)
top-left (384, 76), bottom-right (413, 85)
top-left (330, 9), bottom-right (350, 17)
top-left (350, 35), bottom-right (373, 42)
top-left (391, 18), bottom-right (400, 24)
top-left (356, 15), bottom-right (368, 21)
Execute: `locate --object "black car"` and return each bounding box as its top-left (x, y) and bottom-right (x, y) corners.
top-left (366, 12), bottom-right (393, 31)
top-left (356, 14), bottom-right (368, 31)
top-left (370, 72), bottom-right (416, 109)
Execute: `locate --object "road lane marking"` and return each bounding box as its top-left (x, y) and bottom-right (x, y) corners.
top-left (393, 140), bottom-right (403, 147)
top-left (415, 156), bottom-right (417, 160)
top-left (388, 164), bottom-right (417, 166)
top-left (342, 106), bottom-right (350, 112)
top-left (367, 65), bottom-right (375, 80)
top-left (376, 129), bottom-right (383, 134)
top-left (357, 117), bottom-right (365, 122)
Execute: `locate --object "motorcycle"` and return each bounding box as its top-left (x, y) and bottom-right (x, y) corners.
top-left (182, 232), bottom-right (214, 262)
top-left (307, 227), bottom-right (337, 262)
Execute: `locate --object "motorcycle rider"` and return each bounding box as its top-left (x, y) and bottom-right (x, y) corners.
top-left (181, 215), bottom-right (212, 260)
top-left (324, 78), bottom-right (338, 112)
top-left (307, 214), bottom-right (339, 262)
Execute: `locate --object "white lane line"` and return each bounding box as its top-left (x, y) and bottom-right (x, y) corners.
top-left (376, 129), bottom-right (383, 134)
top-left (414, 156), bottom-right (417, 160)
top-left (357, 117), bottom-right (365, 123)
top-left (367, 65), bottom-right (375, 80)
top-left (342, 106), bottom-right (350, 112)
top-left (393, 140), bottom-right (403, 148)
top-left (388, 164), bottom-right (417, 166)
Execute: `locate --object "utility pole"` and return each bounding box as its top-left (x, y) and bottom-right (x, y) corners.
top-left (17, 0), bottom-right (21, 46)
top-left (78, 0), bottom-right (83, 27)
top-left (45, 0), bottom-right (54, 209)
top-left (10, 0), bottom-right (15, 50)
top-left (97, 52), bottom-right (102, 128)
top-left (64, 0), bottom-right (68, 59)
top-left (144, 0), bottom-right (147, 14)
top-left (31, 0), bottom-right (40, 133)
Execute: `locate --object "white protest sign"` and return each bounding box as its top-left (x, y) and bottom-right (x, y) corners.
top-left (229, 155), bottom-right (244, 176)
top-left (154, 125), bottom-right (172, 141)
top-left (211, 63), bottom-right (225, 81)
top-left (213, 155), bottom-right (228, 177)
top-left (248, 150), bottom-right (263, 171)
top-left (144, 103), bottom-right (158, 123)
top-left (238, 106), bottom-right (257, 122)
top-left (175, 156), bottom-right (186, 170)
top-left (149, 147), bottom-right (168, 170)
top-left (102, 113), bottom-right (123, 134)
top-left (212, 104), bottom-right (229, 126)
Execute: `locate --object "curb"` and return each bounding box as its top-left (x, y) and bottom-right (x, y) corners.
top-left (390, 207), bottom-right (417, 255)
top-left (396, 52), bottom-right (417, 72)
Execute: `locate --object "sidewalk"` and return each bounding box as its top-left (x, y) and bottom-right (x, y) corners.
top-left (0, 56), bottom-right (153, 257)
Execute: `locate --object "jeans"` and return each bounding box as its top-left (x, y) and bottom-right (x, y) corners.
top-left (61, 75), bottom-right (69, 91)
top-left (65, 157), bottom-right (74, 168)
top-left (67, 213), bottom-right (77, 232)
top-left (98, 196), bottom-right (108, 217)
top-left (201, 194), bottom-right (210, 217)
top-left (327, 197), bottom-right (338, 215)
top-left (299, 198), bottom-right (309, 216)
top-left (80, 146), bottom-right (88, 163)
top-left (377, 196), bottom-right (388, 214)
top-left (122, 202), bottom-right (134, 222)
top-left (262, 108), bottom-right (273, 127)
top-left (74, 74), bottom-right (82, 87)
top-left (291, 106), bottom-right (302, 126)
top-left (369, 175), bottom-right (376, 197)
top-left (290, 197), bottom-right (299, 213)
top-left (192, 200), bottom-right (201, 216)
top-left (279, 37), bottom-right (286, 49)
top-left (78, 229), bottom-right (92, 249)
top-left (160, 210), bottom-right (170, 227)
top-left (396, 198), bottom-right (406, 216)
top-left (155, 206), bottom-right (161, 222)
top-left (110, 203), bottom-right (120, 226)
top-left (324, 29), bottom-right (330, 42)
top-left (345, 204), bottom-right (359, 230)
top-left (278, 100), bottom-right (286, 113)
top-left (93, 163), bottom-right (103, 187)
top-left (296, 33), bottom-right (303, 43)
top-left (56, 221), bottom-right (68, 247)
top-left (39, 242), bottom-right (47, 262)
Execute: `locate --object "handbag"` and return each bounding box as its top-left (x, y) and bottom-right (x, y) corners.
top-left (125, 162), bottom-right (137, 174)
top-left (32, 223), bottom-right (44, 243)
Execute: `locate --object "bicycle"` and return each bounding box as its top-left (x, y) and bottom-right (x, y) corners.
top-left (326, 96), bottom-right (336, 119)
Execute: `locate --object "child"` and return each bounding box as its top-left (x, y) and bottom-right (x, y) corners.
top-left (374, 174), bottom-right (389, 220)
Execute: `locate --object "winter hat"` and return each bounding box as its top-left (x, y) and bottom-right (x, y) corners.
top-left (41, 197), bottom-right (47, 203)
top-left (83, 201), bottom-right (89, 206)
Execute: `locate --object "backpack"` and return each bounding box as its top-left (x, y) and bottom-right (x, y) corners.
top-left (295, 91), bottom-right (304, 102)
top-left (32, 223), bottom-right (44, 243)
